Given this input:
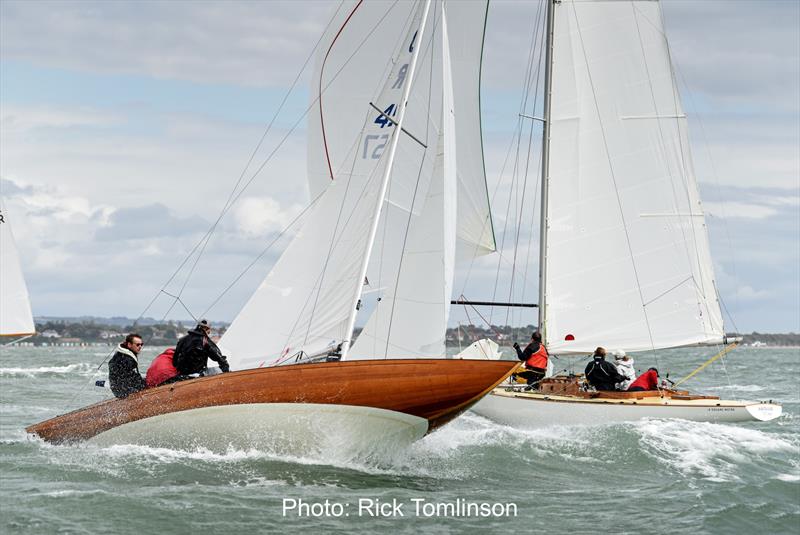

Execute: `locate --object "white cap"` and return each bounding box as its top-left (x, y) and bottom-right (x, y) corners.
top-left (612, 350), bottom-right (627, 359)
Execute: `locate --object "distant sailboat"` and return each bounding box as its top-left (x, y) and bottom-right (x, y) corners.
top-left (0, 198), bottom-right (35, 343)
top-left (27, 0), bottom-right (517, 449)
top-left (472, 0), bottom-right (781, 426)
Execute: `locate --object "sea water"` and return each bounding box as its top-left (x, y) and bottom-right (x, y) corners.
top-left (1, 346), bottom-right (798, 534)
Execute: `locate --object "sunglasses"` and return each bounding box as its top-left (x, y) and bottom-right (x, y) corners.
top-left (131, 342), bottom-right (143, 347)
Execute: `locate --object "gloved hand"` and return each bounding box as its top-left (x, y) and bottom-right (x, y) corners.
top-left (218, 357), bottom-right (230, 373)
top-left (513, 342), bottom-right (520, 350)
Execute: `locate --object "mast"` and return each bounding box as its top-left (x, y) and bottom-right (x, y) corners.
top-left (341, 0), bottom-right (433, 360)
top-left (537, 0), bottom-right (555, 345)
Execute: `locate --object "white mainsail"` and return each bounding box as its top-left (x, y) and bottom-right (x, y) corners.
top-left (221, 1), bottom-right (442, 369)
top-left (543, 0), bottom-right (724, 354)
top-left (0, 199), bottom-right (35, 337)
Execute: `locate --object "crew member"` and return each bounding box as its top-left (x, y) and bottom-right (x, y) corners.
top-left (584, 347), bottom-right (627, 391)
top-left (613, 350), bottom-right (636, 390)
top-left (173, 319), bottom-right (230, 376)
top-left (146, 348), bottom-right (180, 388)
top-left (627, 367), bottom-right (660, 392)
top-left (513, 331), bottom-right (549, 387)
top-left (108, 333), bottom-right (147, 398)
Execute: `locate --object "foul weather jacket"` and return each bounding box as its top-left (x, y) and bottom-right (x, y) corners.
top-left (628, 369), bottom-right (659, 391)
top-left (515, 341), bottom-right (549, 372)
top-left (584, 356), bottom-right (627, 391)
top-left (173, 328), bottom-right (229, 375)
top-left (614, 358), bottom-right (636, 390)
top-left (146, 348), bottom-right (179, 388)
top-left (108, 344), bottom-right (146, 398)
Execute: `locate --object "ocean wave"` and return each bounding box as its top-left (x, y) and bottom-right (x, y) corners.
top-left (635, 419), bottom-right (795, 482)
top-left (705, 384), bottom-right (765, 393)
top-left (0, 364), bottom-right (97, 377)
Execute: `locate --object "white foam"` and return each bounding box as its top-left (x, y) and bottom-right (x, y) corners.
top-left (0, 363), bottom-right (96, 377)
top-left (636, 418), bottom-right (795, 481)
top-left (705, 384), bottom-right (765, 393)
top-left (38, 489), bottom-right (108, 498)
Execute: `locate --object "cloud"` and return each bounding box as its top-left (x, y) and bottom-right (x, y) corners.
top-left (1, 104), bottom-right (121, 133)
top-left (0, 0), bottom-right (333, 88)
top-left (233, 197), bottom-right (304, 237)
top-left (734, 285), bottom-right (771, 302)
top-left (94, 203), bottom-right (208, 241)
top-left (703, 201), bottom-right (777, 220)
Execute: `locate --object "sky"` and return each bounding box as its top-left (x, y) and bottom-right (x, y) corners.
top-left (0, 0), bottom-right (798, 333)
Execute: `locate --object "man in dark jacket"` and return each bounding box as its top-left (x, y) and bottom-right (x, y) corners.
top-left (584, 347), bottom-right (627, 391)
top-left (108, 333), bottom-right (147, 398)
top-left (173, 320), bottom-right (230, 376)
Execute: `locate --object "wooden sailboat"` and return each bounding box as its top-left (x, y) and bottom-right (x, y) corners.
top-left (0, 198), bottom-right (36, 344)
top-left (471, 0), bottom-right (781, 427)
top-left (27, 0), bottom-right (518, 448)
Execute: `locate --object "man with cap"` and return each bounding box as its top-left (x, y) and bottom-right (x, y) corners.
top-left (173, 319), bottom-right (230, 376)
top-left (613, 350), bottom-right (636, 390)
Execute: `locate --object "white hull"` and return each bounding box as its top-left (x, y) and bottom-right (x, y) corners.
top-left (472, 389), bottom-right (782, 429)
top-left (89, 403), bottom-right (428, 456)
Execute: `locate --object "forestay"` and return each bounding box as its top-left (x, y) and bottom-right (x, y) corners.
top-left (221, 1), bottom-right (441, 369)
top-left (543, 0), bottom-right (724, 354)
top-left (0, 199), bottom-right (35, 337)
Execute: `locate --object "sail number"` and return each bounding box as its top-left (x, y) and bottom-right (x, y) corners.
top-left (374, 104), bottom-right (397, 128)
top-left (362, 103), bottom-right (397, 159)
top-left (363, 134), bottom-right (389, 160)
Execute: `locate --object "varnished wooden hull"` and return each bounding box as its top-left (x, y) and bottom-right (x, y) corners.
top-left (27, 359), bottom-right (517, 444)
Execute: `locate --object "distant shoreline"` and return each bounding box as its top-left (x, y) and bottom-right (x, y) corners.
top-left (5, 318), bottom-right (799, 349)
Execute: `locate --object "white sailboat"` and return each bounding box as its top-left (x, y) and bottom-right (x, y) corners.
top-left (28, 0), bottom-right (518, 449)
top-left (471, 0), bottom-right (781, 427)
top-left (0, 198), bottom-right (35, 343)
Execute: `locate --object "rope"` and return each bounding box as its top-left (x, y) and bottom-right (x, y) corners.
top-left (673, 342), bottom-right (738, 388)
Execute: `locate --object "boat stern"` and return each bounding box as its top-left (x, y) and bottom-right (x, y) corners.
top-left (745, 401), bottom-right (783, 422)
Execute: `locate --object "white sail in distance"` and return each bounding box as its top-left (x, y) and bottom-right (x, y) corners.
top-left (221, 1), bottom-right (438, 369)
top-left (543, 0), bottom-right (724, 354)
top-left (0, 199), bottom-right (35, 337)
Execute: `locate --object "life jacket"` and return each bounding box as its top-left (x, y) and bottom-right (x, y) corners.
top-left (146, 348), bottom-right (178, 388)
top-left (628, 369), bottom-right (658, 391)
top-left (526, 344), bottom-right (548, 370)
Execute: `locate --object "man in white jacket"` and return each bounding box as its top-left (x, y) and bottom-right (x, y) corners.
top-left (613, 350), bottom-right (636, 391)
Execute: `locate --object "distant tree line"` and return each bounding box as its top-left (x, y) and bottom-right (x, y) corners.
top-left (17, 320), bottom-right (800, 347)
top-left (30, 320), bottom-right (227, 346)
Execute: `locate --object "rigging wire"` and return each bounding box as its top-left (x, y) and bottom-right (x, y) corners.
top-left (487, 1), bottom-right (543, 326)
top-left (507, 3), bottom-right (547, 326)
top-left (383, 3), bottom-right (439, 359)
top-left (70, 0), bottom-right (407, 398)
top-left (137, 1), bottom-right (349, 326)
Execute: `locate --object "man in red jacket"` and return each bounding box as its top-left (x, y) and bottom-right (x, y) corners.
top-left (627, 367), bottom-right (660, 392)
top-left (146, 348), bottom-right (180, 388)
